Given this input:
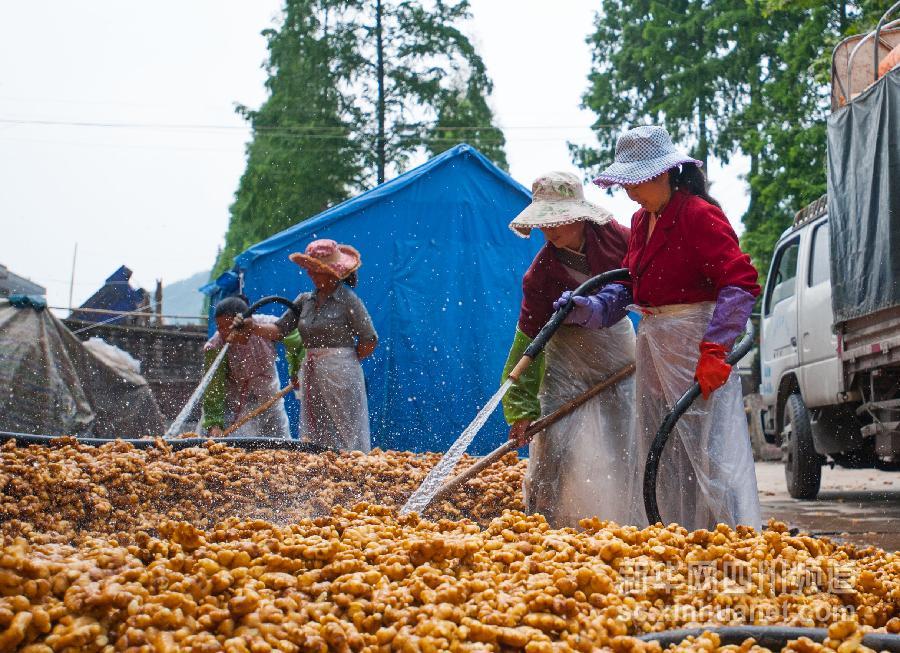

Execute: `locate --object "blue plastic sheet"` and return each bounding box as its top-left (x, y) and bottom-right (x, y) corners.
top-left (8, 294), bottom-right (47, 311)
top-left (215, 145), bottom-right (542, 454)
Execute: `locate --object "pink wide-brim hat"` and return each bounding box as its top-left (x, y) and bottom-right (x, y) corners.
top-left (289, 239), bottom-right (361, 279)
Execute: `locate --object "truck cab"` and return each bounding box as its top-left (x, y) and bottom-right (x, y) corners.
top-left (759, 196), bottom-right (900, 500)
top-left (756, 8), bottom-right (900, 499)
top-left (759, 199), bottom-right (854, 498)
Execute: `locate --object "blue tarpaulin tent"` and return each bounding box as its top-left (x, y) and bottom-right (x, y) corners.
top-left (208, 144), bottom-right (541, 454)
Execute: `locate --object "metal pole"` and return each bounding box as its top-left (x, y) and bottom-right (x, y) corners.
top-left (67, 243), bottom-right (78, 310)
top-left (875, 3), bottom-right (900, 82)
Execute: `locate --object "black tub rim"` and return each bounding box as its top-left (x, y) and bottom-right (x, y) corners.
top-left (0, 431), bottom-right (337, 454)
top-left (638, 626), bottom-right (900, 651)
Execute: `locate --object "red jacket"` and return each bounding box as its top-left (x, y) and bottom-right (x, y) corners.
top-left (518, 221), bottom-right (631, 338)
top-left (624, 190), bottom-right (760, 306)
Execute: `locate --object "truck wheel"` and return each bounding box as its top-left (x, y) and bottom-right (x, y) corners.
top-left (783, 393), bottom-right (822, 500)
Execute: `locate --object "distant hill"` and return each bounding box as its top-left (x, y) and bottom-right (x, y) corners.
top-left (161, 270), bottom-right (209, 325)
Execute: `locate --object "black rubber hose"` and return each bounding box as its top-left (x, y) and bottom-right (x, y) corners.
top-left (0, 431), bottom-right (337, 453)
top-left (243, 295), bottom-right (302, 318)
top-left (642, 319), bottom-right (756, 525)
top-left (639, 626), bottom-right (900, 651)
top-left (523, 268), bottom-right (631, 360)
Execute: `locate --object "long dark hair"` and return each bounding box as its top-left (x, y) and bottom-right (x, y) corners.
top-left (669, 163), bottom-right (721, 209)
top-left (343, 271), bottom-right (358, 288)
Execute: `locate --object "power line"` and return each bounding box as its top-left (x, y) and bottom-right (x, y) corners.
top-left (0, 132), bottom-right (580, 149)
top-left (0, 135), bottom-right (239, 153)
top-left (0, 116), bottom-right (619, 133)
top-left (56, 304), bottom-right (208, 324)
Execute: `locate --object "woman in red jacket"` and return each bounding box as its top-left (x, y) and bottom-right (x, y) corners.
top-left (556, 126), bottom-right (762, 531)
top-left (501, 171), bottom-right (638, 528)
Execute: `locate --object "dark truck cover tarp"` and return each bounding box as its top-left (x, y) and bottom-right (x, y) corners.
top-left (0, 300), bottom-right (165, 437)
top-left (827, 67), bottom-right (900, 323)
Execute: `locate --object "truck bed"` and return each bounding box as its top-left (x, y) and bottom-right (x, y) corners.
top-left (839, 304), bottom-right (900, 386)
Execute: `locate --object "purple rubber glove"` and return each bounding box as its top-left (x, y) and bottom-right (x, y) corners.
top-left (703, 286), bottom-right (757, 348)
top-left (552, 284), bottom-right (633, 329)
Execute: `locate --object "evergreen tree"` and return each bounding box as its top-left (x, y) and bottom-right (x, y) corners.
top-left (213, 0), bottom-right (361, 277)
top-left (577, 0), bottom-right (889, 283)
top-left (425, 76), bottom-right (508, 169)
top-left (737, 0), bottom-right (884, 279)
top-left (572, 0), bottom-right (724, 175)
top-left (335, 0), bottom-right (505, 183)
top-left (214, 0), bottom-right (504, 276)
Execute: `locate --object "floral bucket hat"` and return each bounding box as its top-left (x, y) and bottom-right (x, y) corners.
top-left (593, 125), bottom-right (702, 188)
top-left (289, 239), bottom-right (361, 279)
top-left (509, 171), bottom-right (613, 238)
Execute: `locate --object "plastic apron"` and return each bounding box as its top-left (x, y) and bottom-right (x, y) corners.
top-left (226, 361), bottom-right (291, 439)
top-left (200, 316), bottom-right (291, 440)
top-left (298, 347), bottom-right (371, 452)
top-left (631, 302), bottom-right (761, 531)
top-left (524, 317), bottom-right (638, 529)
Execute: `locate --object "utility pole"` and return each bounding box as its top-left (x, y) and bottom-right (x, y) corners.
top-left (376, 0), bottom-right (386, 184)
top-left (68, 243), bottom-right (78, 311)
top-left (154, 279), bottom-right (163, 327)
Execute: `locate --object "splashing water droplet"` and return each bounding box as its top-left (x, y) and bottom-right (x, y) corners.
top-left (400, 379), bottom-right (513, 515)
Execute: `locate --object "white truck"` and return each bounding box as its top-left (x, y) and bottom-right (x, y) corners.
top-left (757, 11), bottom-right (900, 499)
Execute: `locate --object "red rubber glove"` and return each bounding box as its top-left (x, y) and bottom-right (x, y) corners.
top-left (695, 341), bottom-right (732, 400)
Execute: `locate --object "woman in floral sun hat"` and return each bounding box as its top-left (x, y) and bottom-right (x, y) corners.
top-left (501, 171), bottom-right (639, 528)
top-left (234, 239), bottom-right (377, 452)
top-left (554, 126), bottom-right (762, 531)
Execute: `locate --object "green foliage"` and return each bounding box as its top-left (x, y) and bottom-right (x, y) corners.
top-left (577, 0), bottom-right (890, 281)
top-left (572, 0), bottom-right (724, 172)
top-left (213, 0), bottom-right (361, 278)
top-left (336, 0), bottom-right (505, 181)
top-left (214, 0), bottom-right (505, 277)
top-left (425, 77), bottom-right (508, 169)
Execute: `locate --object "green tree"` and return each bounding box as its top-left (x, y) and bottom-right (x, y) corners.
top-left (424, 76), bottom-right (508, 169)
top-left (572, 0), bottom-right (724, 175)
top-left (213, 0), bottom-right (362, 278)
top-left (711, 0), bottom-right (811, 282)
top-left (737, 0), bottom-right (885, 280)
top-left (214, 0), bottom-right (505, 277)
top-left (576, 0), bottom-right (889, 284)
top-left (334, 0), bottom-right (505, 182)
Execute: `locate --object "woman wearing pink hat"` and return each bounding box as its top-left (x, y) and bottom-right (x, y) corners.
top-left (235, 239), bottom-right (377, 451)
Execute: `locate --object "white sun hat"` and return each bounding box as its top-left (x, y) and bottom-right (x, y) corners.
top-left (509, 171), bottom-right (613, 238)
top-left (593, 125), bottom-right (702, 188)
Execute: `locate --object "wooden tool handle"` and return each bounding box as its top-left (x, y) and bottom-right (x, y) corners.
top-left (427, 439), bottom-right (519, 507)
top-left (429, 362), bottom-right (636, 506)
top-left (522, 363), bottom-right (635, 438)
top-left (507, 355), bottom-right (533, 383)
top-left (222, 383), bottom-right (295, 437)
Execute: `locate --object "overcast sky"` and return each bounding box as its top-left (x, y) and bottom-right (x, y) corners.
top-left (0, 1), bottom-right (748, 314)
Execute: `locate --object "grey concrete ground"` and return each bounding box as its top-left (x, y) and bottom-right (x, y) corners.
top-left (755, 461), bottom-right (900, 552)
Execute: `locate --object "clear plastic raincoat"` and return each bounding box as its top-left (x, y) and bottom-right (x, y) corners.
top-left (520, 319), bottom-right (637, 528)
top-left (501, 217), bottom-right (637, 528)
top-left (298, 347), bottom-right (371, 452)
top-left (631, 303), bottom-right (761, 531)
